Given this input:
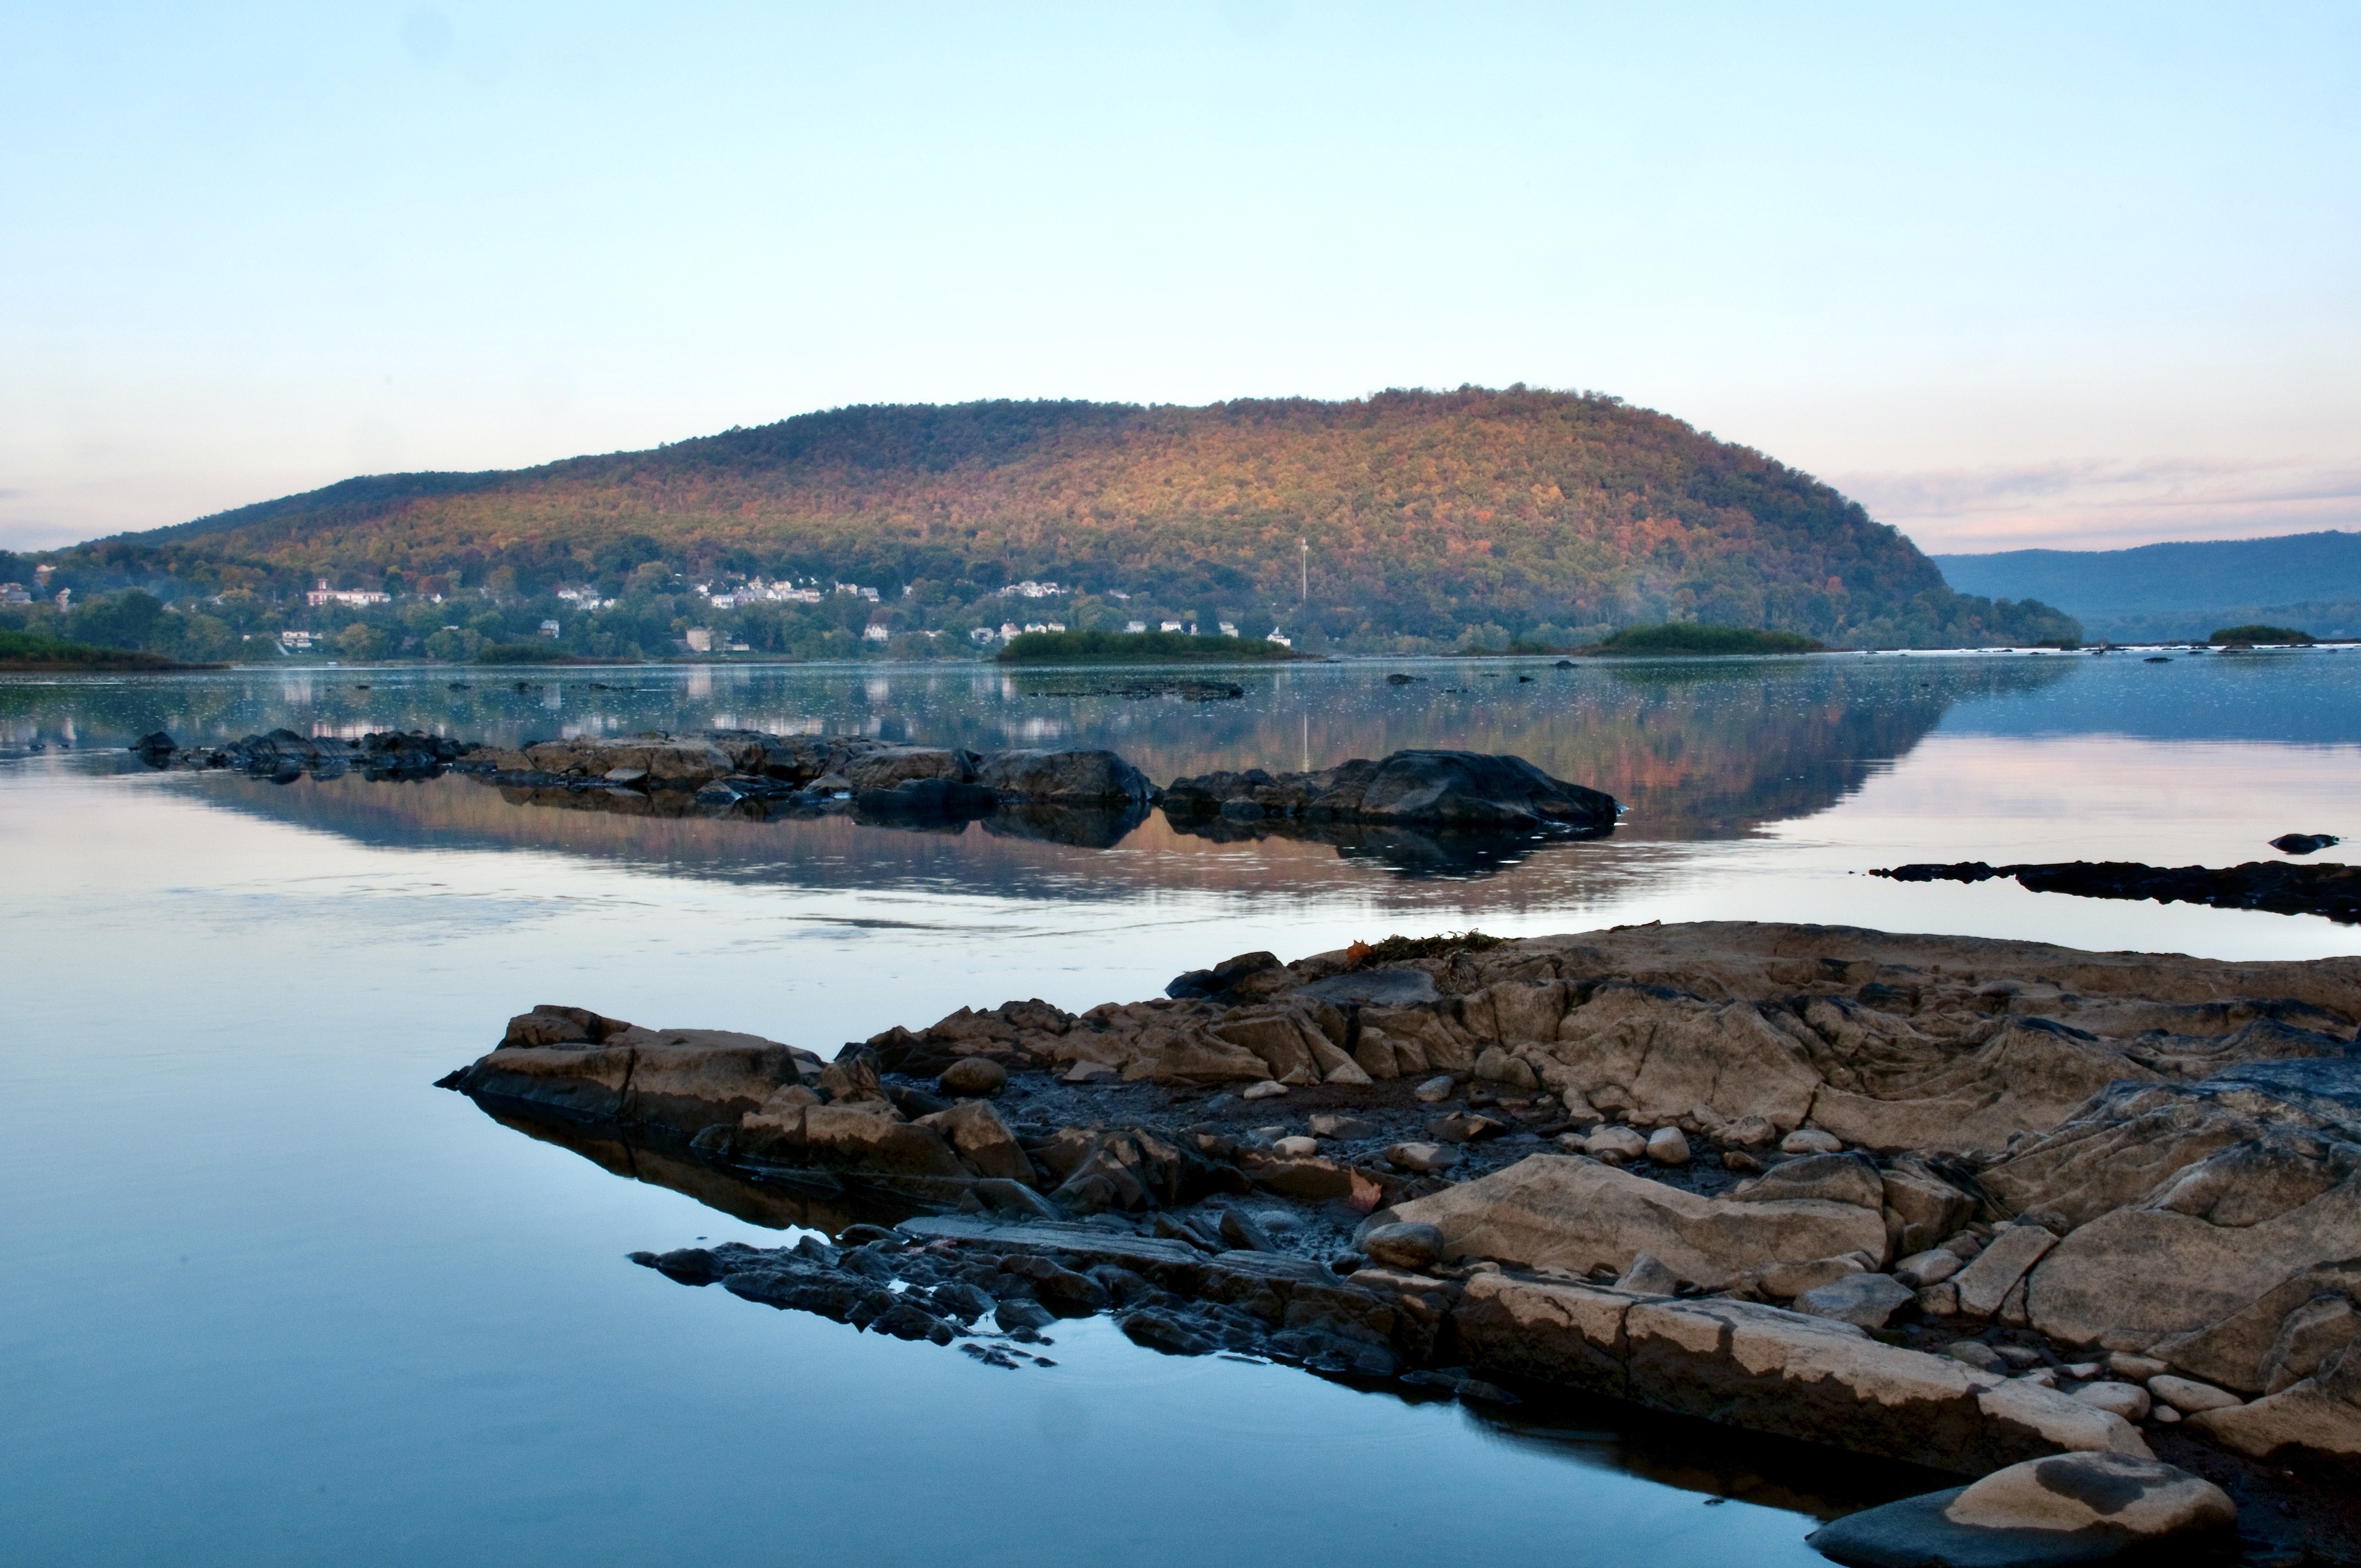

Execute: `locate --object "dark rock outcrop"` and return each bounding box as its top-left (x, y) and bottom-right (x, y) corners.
top-left (1874, 859), bottom-right (2361, 925)
top-left (2272, 834), bottom-right (2342, 856)
top-left (1163, 748), bottom-right (1619, 834)
top-left (135, 727), bottom-right (469, 780)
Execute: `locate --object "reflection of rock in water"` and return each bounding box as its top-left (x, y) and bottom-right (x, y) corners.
top-left (1163, 813), bottom-right (1608, 878)
top-left (478, 1101), bottom-right (924, 1238)
top-left (493, 774), bottom-right (1153, 850)
top-left (981, 802), bottom-right (1151, 850)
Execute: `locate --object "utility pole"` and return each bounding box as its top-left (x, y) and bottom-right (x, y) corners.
top-left (1298, 538), bottom-right (1308, 606)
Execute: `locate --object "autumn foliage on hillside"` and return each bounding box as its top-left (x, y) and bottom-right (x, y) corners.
top-left (97, 388), bottom-right (2075, 649)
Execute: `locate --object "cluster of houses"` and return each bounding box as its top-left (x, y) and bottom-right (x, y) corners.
top-left (699, 578), bottom-right (878, 609)
top-left (968, 620), bottom-right (1070, 645)
top-left (6, 563), bottom-right (72, 612)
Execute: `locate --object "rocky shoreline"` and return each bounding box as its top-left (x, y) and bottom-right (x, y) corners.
top-left (441, 921), bottom-right (2361, 1563)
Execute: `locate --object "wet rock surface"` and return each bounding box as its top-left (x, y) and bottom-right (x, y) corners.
top-left (1875, 859), bottom-right (2361, 925)
top-left (445, 921), bottom-right (2361, 1559)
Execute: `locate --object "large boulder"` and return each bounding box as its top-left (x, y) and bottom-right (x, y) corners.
top-left (735, 1102), bottom-right (969, 1179)
top-left (520, 736), bottom-right (734, 786)
top-left (914, 1099), bottom-right (1035, 1184)
top-left (1163, 749), bottom-right (1618, 832)
top-left (1807, 1452), bottom-right (2234, 1567)
top-left (1370, 1153), bottom-right (1887, 1289)
top-left (842, 746), bottom-right (978, 792)
top-left (440, 1006), bottom-right (823, 1133)
top-left (974, 748), bottom-right (1154, 803)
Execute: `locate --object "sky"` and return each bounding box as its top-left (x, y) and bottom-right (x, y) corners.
top-left (4, 2), bottom-right (2357, 557)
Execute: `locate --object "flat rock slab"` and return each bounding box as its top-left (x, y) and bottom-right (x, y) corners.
top-left (1454, 1275), bottom-right (2150, 1476)
top-left (896, 1215), bottom-right (1206, 1269)
top-left (1375, 1153), bottom-right (1887, 1289)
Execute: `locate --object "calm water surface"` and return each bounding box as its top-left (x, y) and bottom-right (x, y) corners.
top-left (4, 652), bottom-right (2356, 1566)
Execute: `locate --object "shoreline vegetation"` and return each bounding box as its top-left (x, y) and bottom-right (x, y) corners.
top-left (1574, 624), bottom-right (1827, 656)
top-left (0, 629), bottom-right (218, 673)
top-left (994, 629), bottom-right (1309, 665)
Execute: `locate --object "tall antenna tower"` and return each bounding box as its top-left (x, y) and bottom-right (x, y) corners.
top-left (1298, 537), bottom-right (1308, 605)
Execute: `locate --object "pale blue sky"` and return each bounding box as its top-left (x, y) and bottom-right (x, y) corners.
top-left (4, 2), bottom-right (2357, 554)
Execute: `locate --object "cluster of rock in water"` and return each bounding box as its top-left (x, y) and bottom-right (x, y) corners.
top-left (441, 919), bottom-right (2361, 1563)
top-left (129, 727), bottom-right (1623, 856)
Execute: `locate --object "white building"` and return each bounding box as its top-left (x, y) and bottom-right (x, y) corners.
top-left (999, 580), bottom-right (1064, 599)
top-left (1000, 622), bottom-right (1022, 640)
top-left (1266, 629), bottom-right (1293, 648)
top-left (862, 624), bottom-right (891, 642)
top-left (305, 578), bottom-right (391, 608)
top-left (0, 582), bottom-right (29, 606)
top-left (278, 629), bottom-right (315, 650)
top-left (1218, 622), bottom-right (1239, 638)
top-left (538, 619), bottom-right (562, 638)
top-left (1124, 620), bottom-right (1146, 634)
top-left (684, 627), bottom-right (714, 652)
top-left (970, 627), bottom-right (997, 645)
top-left (1160, 619), bottom-right (1183, 633)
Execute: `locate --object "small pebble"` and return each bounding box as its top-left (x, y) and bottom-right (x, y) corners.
top-left (1241, 1080), bottom-right (1288, 1101)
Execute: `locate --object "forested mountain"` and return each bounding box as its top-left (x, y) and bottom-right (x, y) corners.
top-left (13, 389), bottom-right (2076, 657)
top-left (1935, 531), bottom-right (2361, 643)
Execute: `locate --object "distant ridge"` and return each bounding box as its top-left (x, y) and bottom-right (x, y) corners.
top-left (1935, 531), bottom-right (2361, 640)
top-left (37, 389), bottom-right (2076, 652)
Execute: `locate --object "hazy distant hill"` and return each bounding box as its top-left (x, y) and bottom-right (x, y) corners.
top-left (49, 389), bottom-right (2074, 652)
top-left (1935, 531), bottom-right (2361, 641)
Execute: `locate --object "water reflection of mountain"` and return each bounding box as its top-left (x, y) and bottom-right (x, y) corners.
top-left (166, 658), bottom-right (2076, 899)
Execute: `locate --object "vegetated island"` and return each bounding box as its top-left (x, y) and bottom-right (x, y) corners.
top-left (1577, 623), bottom-right (1827, 656)
top-left (2209, 624), bottom-right (2314, 646)
top-left (995, 629), bottom-right (1309, 665)
top-left (0, 629), bottom-right (217, 673)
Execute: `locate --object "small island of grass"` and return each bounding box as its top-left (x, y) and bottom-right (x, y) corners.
top-left (0, 630), bottom-right (218, 673)
top-left (2210, 624), bottom-right (2314, 646)
top-left (1579, 624), bottom-right (1827, 656)
top-left (995, 629), bottom-right (1307, 664)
